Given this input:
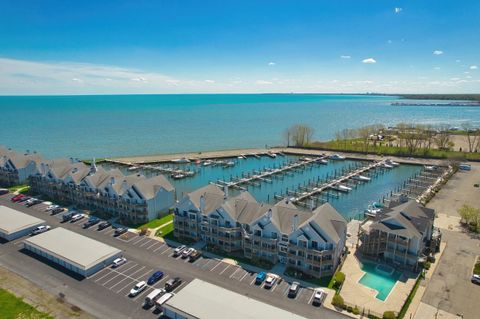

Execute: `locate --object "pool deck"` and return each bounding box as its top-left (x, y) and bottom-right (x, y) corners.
top-left (108, 147), bottom-right (447, 166)
top-left (340, 247), bottom-right (418, 315)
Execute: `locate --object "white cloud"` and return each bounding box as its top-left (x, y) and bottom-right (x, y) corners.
top-left (433, 67), bottom-right (441, 70)
top-left (470, 65), bottom-right (478, 70)
top-left (71, 78), bottom-right (83, 83)
top-left (433, 50), bottom-right (443, 55)
top-left (204, 79), bottom-right (215, 83)
top-left (362, 58), bottom-right (376, 64)
top-left (268, 62), bottom-right (276, 66)
top-left (387, 40), bottom-right (393, 44)
top-left (456, 59), bottom-right (461, 63)
top-left (450, 77), bottom-right (461, 81)
top-left (131, 76), bottom-right (147, 82)
top-left (255, 80), bottom-right (273, 85)
top-left (340, 55), bottom-right (351, 59)
top-left (394, 7), bottom-right (402, 14)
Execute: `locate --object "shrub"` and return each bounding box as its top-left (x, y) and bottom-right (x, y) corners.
top-left (347, 306), bottom-right (353, 312)
top-left (353, 306), bottom-right (360, 315)
top-left (423, 262), bottom-right (431, 270)
top-left (383, 311), bottom-right (396, 319)
top-left (332, 294), bottom-right (345, 308)
top-left (333, 271), bottom-right (346, 289)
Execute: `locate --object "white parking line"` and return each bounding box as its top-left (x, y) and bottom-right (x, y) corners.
top-left (102, 272), bottom-right (127, 286)
top-left (108, 275), bottom-right (131, 290)
top-left (307, 290), bottom-right (316, 305)
top-left (118, 280), bottom-right (137, 294)
top-left (161, 247), bottom-right (171, 255)
top-left (134, 268), bottom-right (153, 282)
top-left (229, 267), bottom-right (240, 279)
top-left (152, 244), bottom-right (165, 252)
top-left (127, 266), bottom-right (146, 279)
top-left (130, 236), bottom-right (145, 245)
top-left (239, 272), bottom-right (248, 282)
top-left (219, 264), bottom-right (230, 275)
top-left (209, 261), bottom-right (223, 272)
top-left (94, 269), bottom-right (115, 283)
top-left (146, 242), bottom-right (160, 250)
top-left (201, 259), bottom-right (213, 269)
top-left (271, 282), bottom-right (279, 292)
top-left (139, 239), bottom-right (153, 248)
top-left (283, 284), bottom-right (290, 296)
top-left (250, 276), bottom-right (257, 285)
top-left (88, 267), bottom-right (110, 280)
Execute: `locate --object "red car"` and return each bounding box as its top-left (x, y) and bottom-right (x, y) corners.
top-left (11, 194), bottom-right (26, 202)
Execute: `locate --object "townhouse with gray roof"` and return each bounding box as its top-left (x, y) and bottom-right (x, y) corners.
top-left (0, 146), bottom-right (42, 186)
top-left (29, 159), bottom-right (175, 223)
top-left (358, 200), bottom-right (438, 270)
top-left (174, 184), bottom-right (347, 278)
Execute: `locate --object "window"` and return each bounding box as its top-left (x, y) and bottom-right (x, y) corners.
top-left (254, 230), bottom-right (262, 236)
top-left (311, 240), bottom-right (318, 250)
top-left (281, 234), bottom-right (288, 242)
top-left (298, 239), bottom-right (307, 248)
top-left (271, 232), bottom-right (278, 239)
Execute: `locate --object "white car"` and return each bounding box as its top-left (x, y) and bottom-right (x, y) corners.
top-left (70, 213), bottom-right (85, 222)
top-left (264, 273), bottom-right (279, 289)
top-left (129, 281), bottom-right (147, 297)
top-left (31, 225), bottom-right (51, 235)
top-left (45, 204), bottom-right (59, 212)
top-left (181, 247), bottom-right (195, 259)
top-left (312, 288), bottom-right (326, 306)
top-left (472, 274), bottom-right (480, 285)
top-left (111, 257), bottom-right (127, 268)
top-left (173, 245), bottom-right (186, 257)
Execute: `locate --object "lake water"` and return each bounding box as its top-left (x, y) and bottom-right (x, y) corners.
top-left (1, 94), bottom-right (479, 159)
top-left (102, 155), bottom-right (424, 220)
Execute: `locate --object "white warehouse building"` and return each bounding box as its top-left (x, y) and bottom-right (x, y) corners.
top-left (23, 227), bottom-right (122, 277)
top-left (0, 205), bottom-right (46, 241)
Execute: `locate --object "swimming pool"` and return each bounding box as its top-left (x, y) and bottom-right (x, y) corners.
top-left (358, 262), bottom-right (402, 301)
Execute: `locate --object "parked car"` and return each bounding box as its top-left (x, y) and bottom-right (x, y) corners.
top-left (111, 257), bottom-right (127, 268)
top-left (147, 271), bottom-right (164, 285)
top-left (288, 281), bottom-right (300, 298)
top-left (144, 288), bottom-right (164, 308)
top-left (51, 207), bottom-right (65, 215)
top-left (17, 196), bottom-right (31, 203)
top-left (83, 217), bottom-right (100, 229)
top-left (255, 272), bottom-right (266, 285)
top-left (154, 292), bottom-right (174, 311)
top-left (114, 227), bottom-right (128, 236)
top-left (0, 188), bottom-right (9, 195)
top-left (181, 247), bottom-right (195, 259)
top-left (31, 225), bottom-right (51, 235)
top-left (129, 281), bottom-right (147, 297)
top-left (70, 213), bottom-right (85, 223)
top-left (189, 250), bottom-right (201, 262)
top-left (25, 198), bottom-right (42, 207)
top-left (312, 288), bottom-right (326, 306)
top-left (97, 221), bottom-right (111, 230)
top-left (472, 274), bottom-right (480, 285)
top-left (45, 204), bottom-right (59, 212)
top-left (165, 277), bottom-right (182, 292)
top-left (173, 245), bottom-right (186, 257)
top-left (264, 273), bottom-right (278, 289)
top-left (11, 194), bottom-right (26, 202)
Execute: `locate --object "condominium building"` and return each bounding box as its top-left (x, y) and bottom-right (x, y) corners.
top-left (358, 200), bottom-right (439, 270)
top-left (29, 159), bottom-right (175, 223)
top-left (0, 146), bottom-right (42, 186)
top-left (174, 184), bottom-right (347, 278)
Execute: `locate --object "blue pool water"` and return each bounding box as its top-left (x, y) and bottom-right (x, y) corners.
top-left (1, 94), bottom-right (478, 159)
top-left (102, 155), bottom-right (423, 220)
top-left (359, 263), bottom-right (402, 301)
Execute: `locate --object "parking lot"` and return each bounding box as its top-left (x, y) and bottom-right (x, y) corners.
top-left (1, 192), bottom-right (343, 319)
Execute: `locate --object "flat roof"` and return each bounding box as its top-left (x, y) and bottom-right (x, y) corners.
top-left (0, 205), bottom-right (45, 235)
top-left (24, 228), bottom-right (121, 270)
top-left (164, 279), bottom-right (308, 319)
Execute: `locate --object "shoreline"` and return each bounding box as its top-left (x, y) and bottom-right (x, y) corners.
top-left (107, 147), bottom-right (447, 166)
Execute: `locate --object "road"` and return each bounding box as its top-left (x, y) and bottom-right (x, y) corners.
top-left (0, 195), bottom-right (347, 319)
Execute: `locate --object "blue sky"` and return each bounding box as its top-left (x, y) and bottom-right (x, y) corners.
top-left (0, 0), bottom-right (479, 94)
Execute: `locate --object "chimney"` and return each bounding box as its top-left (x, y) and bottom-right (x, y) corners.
top-left (200, 195), bottom-right (206, 213)
top-left (90, 158), bottom-right (97, 174)
top-left (292, 214), bottom-right (299, 232)
top-left (110, 176), bottom-right (115, 185)
top-left (266, 209), bottom-right (272, 221)
top-left (223, 185), bottom-right (229, 199)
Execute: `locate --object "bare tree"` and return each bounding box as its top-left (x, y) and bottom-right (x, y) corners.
top-left (283, 127), bottom-right (292, 147)
top-left (462, 122), bottom-right (479, 152)
top-left (289, 124), bottom-right (315, 147)
top-left (434, 124), bottom-right (453, 150)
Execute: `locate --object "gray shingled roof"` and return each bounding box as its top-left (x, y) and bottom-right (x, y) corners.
top-left (132, 174), bottom-right (174, 200)
top-left (305, 203), bottom-right (347, 244)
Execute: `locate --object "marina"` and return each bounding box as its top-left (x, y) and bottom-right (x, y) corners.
top-left (100, 151), bottom-right (440, 221)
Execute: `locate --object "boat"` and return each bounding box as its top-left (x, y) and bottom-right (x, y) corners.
top-left (171, 157), bottom-right (190, 164)
top-left (352, 175), bottom-right (371, 182)
top-left (238, 154), bottom-right (247, 159)
top-left (267, 152), bottom-right (277, 158)
top-left (365, 205), bottom-right (382, 218)
top-left (331, 184), bottom-right (350, 192)
top-left (382, 163), bottom-right (394, 169)
top-left (223, 161), bottom-right (235, 168)
top-left (194, 159), bottom-right (202, 165)
top-left (319, 159), bottom-right (328, 165)
top-left (171, 173), bottom-right (185, 179)
top-left (300, 157), bottom-right (312, 161)
top-left (128, 166), bottom-right (140, 171)
top-left (385, 159), bottom-right (400, 166)
top-left (329, 154), bottom-right (346, 160)
top-left (202, 160), bottom-right (214, 166)
top-left (424, 165), bottom-right (438, 171)
top-left (338, 184), bottom-right (352, 192)
top-left (184, 171), bottom-right (195, 177)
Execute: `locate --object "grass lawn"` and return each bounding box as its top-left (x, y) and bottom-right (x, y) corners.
top-left (136, 213), bottom-right (173, 229)
top-left (0, 288), bottom-right (53, 319)
top-left (7, 184), bottom-right (30, 193)
top-left (474, 259), bottom-right (480, 275)
top-left (155, 222), bottom-right (174, 237)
